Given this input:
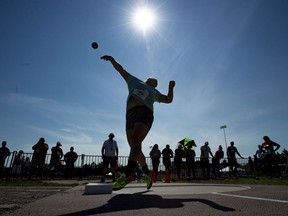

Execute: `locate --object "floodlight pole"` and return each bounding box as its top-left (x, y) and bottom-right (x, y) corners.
top-left (220, 125), bottom-right (228, 150)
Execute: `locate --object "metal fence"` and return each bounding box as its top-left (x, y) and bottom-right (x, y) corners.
top-left (4, 151), bottom-right (251, 168)
top-left (4, 151), bottom-right (288, 180)
top-left (2, 151), bottom-right (254, 180)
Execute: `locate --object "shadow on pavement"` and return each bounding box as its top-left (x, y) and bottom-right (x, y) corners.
top-left (59, 193), bottom-right (235, 216)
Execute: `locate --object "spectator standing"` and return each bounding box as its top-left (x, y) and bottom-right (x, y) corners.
top-left (248, 156), bottom-right (256, 175)
top-left (261, 136), bottom-right (281, 178)
top-left (48, 142), bottom-right (64, 178)
top-left (11, 150), bottom-right (24, 178)
top-left (200, 141), bottom-right (213, 179)
top-left (186, 145), bottom-right (196, 180)
top-left (253, 154), bottom-right (260, 175)
top-left (64, 147), bottom-right (78, 179)
top-left (101, 133), bottom-right (119, 182)
top-left (28, 138), bottom-right (49, 180)
top-left (255, 145), bottom-right (263, 159)
top-left (0, 141), bottom-right (11, 178)
top-left (212, 145), bottom-right (224, 178)
top-left (162, 144), bottom-right (174, 182)
top-left (254, 145), bottom-right (263, 175)
top-left (21, 157), bottom-right (31, 178)
top-left (227, 141), bottom-right (244, 177)
top-left (149, 144), bottom-right (161, 182)
top-left (174, 145), bottom-right (184, 179)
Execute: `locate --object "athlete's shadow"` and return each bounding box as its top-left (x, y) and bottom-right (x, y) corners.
top-left (59, 192), bottom-right (235, 216)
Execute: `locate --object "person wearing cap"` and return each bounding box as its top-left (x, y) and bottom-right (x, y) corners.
top-left (212, 145), bottom-right (224, 178)
top-left (101, 55), bottom-right (175, 190)
top-left (227, 141), bottom-right (244, 177)
top-left (101, 133), bottom-right (119, 182)
top-left (0, 141), bottom-right (11, 178)
top-left (48, 141), bottom-right (64, 178)
top-left (200, 141), bottom-right (213, 179)
top-left (28, 137), bottom-right (49, 180)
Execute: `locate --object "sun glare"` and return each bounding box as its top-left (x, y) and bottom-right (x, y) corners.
top-left (132, 7), bottom-right (156, 34)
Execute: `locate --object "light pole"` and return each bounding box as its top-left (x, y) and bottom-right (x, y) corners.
top-left (220, 125), bottom-right (228, 150)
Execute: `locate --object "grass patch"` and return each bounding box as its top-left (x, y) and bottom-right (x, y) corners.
top-left (0, 179), bottom-right (80, 187)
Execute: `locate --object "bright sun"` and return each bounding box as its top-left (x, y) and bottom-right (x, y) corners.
top-left (132, 7), bottom-right (156, 34)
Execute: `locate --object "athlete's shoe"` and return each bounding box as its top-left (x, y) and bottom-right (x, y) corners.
top-left (112, 173), bottom-right (130, 191)
top-left (145, 172), bottom-right (153, 190)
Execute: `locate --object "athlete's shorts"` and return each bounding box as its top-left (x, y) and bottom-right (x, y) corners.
top-left (126, 106), bottom-right (154, 130)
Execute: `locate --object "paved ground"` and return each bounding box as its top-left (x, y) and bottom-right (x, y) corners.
top-left (2, 182), bottom-right (288, 216)
top-left (0, 186), bottom-right (71, 215)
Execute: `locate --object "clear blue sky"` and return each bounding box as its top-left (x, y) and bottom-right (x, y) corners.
top-left (1, 0), bottom-right (287, 158)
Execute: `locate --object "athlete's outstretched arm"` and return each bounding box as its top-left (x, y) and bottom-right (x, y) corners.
top-left (101, 55), bottom-right (129, 80)
top-left (159, 81), bottom-right (175, 103)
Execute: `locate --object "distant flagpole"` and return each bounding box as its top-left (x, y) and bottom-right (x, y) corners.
top-left (220, 125), bottom-right (228, 150)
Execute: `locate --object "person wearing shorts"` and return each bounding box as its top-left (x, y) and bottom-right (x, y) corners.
top-left (227, 141), bottom-right (244, 176)
top-left (101, 133), bottom-right (118, 182)
top-left (101, 55), bottom-right (175, 190)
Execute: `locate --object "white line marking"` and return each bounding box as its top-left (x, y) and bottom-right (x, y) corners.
top-left (212, 192), bottom-right (288, 204)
